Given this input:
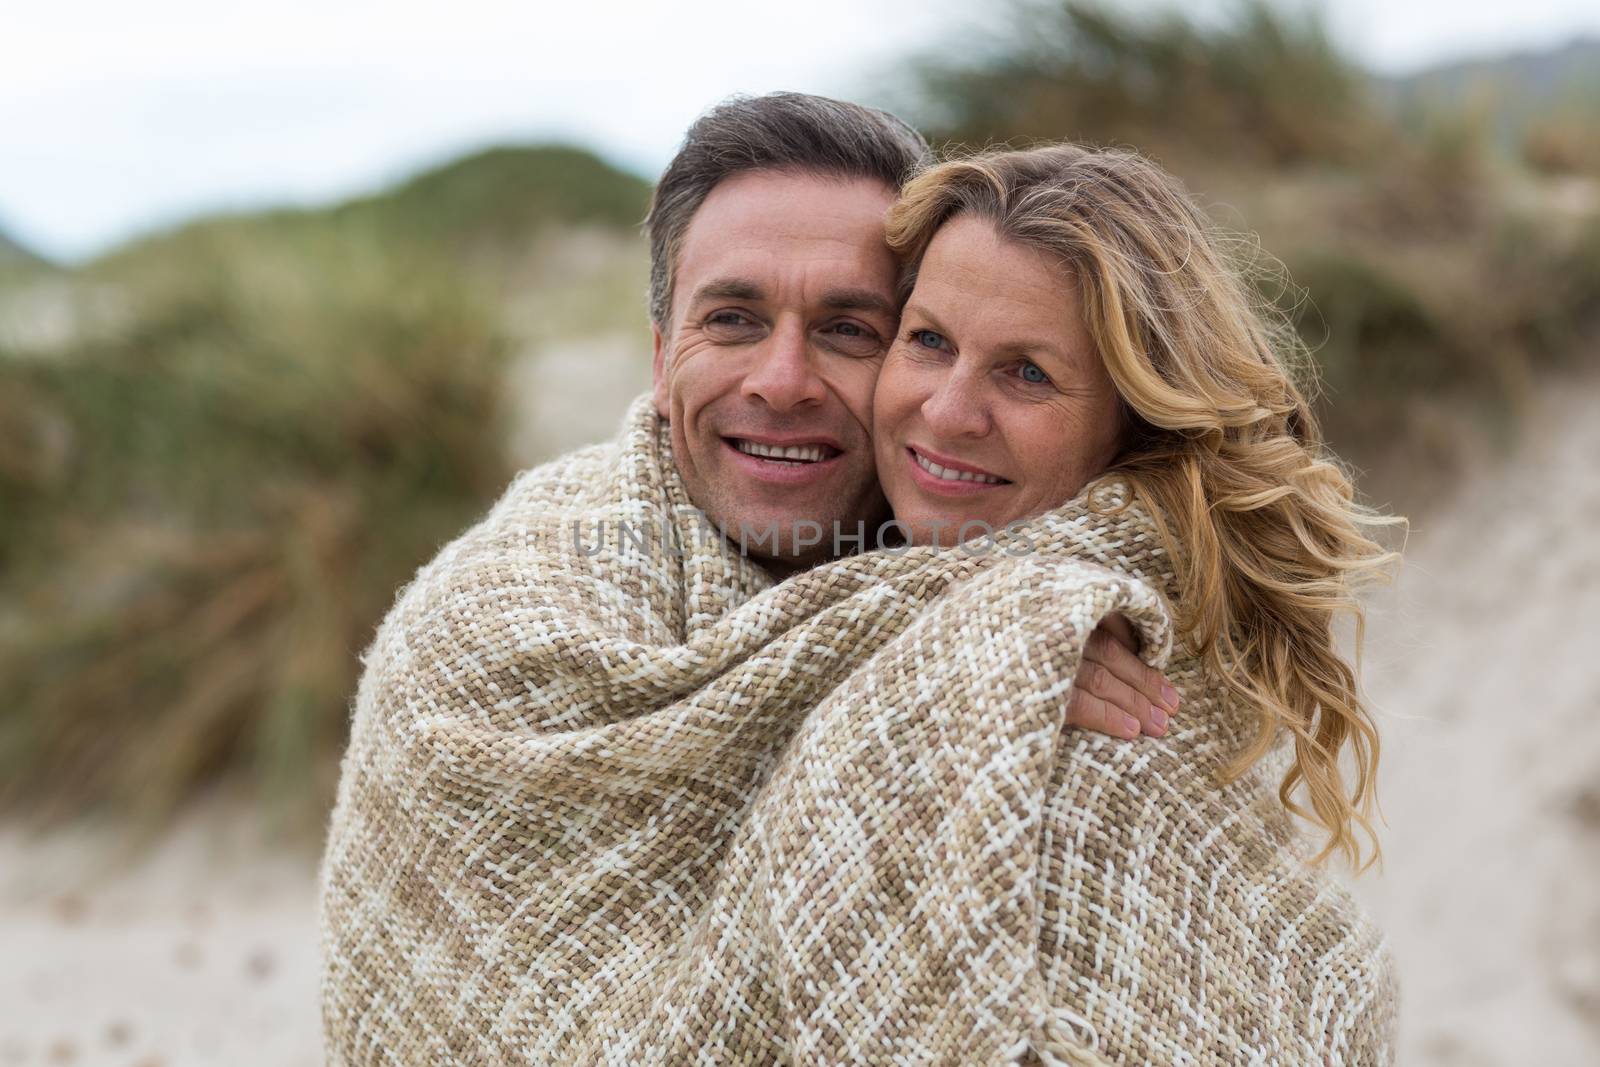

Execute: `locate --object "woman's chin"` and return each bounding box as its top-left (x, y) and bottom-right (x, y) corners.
top-left (886, 491), bottom-right (1078, 547)
top-left (892, 508), bottom-right (1004, 548)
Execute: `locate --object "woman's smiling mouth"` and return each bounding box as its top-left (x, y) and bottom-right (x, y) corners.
top-left (905, 445), bottom-right (1010, 492)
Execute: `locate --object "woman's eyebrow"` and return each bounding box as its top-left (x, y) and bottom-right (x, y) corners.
top-left (996, 338), bottom-right (1069, 361)
top-left (901, 303), bottom-right (951, 333)
top-left (905, 302), bottom-right (1073, 362)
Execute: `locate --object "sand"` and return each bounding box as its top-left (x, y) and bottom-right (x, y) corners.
top-left (1347, 368), bottom-right (1600, 1063)
top-left (0, 802), bottom-right (322, 1067)
top-left (3, 371), bottom-right (1596, 1065)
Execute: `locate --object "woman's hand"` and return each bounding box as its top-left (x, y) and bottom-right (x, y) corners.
top-left (1065, 614), bottom-right (1179, 739)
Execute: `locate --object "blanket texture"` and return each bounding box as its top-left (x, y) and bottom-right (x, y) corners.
top-left (318, 396), bottom-right (1396, 1065)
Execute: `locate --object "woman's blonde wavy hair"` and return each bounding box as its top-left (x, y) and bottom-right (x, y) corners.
top-left (885, 144), bottom-right (1403, 870)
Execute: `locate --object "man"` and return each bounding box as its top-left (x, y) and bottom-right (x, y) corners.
top-left (319, 92), bottom-right (1178, 1064)
top-left (643, 91), bottom-right (1171, 735)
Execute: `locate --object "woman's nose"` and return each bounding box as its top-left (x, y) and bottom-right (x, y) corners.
top-left (920, 368), bottom-right (991, 439)
top-left (741, 319), bottom-right (826, 411)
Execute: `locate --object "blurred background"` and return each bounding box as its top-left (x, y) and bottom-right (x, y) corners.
top-left (2, 0), bottom-right (1597, 1063)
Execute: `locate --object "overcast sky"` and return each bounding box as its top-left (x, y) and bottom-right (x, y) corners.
top-left (6, 0), bottom-right (1599, 263)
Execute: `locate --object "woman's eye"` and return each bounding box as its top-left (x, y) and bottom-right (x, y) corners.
top-left (909, 328), bottom-right (946, 350)
top-left (1019, 361), bottom-right (1050, 385)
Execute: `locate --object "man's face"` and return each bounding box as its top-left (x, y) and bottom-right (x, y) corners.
top-left (652, 169), bottom-right (900, 570)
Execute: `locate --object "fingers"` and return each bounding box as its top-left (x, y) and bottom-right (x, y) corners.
top-left (1065, 620), bottom-right (1183, 740)
top-left (1069, 659), bottom-right (1168, 738)
top-left (1064, 684), bottom-right (1143, 740)
top-left (1088, 623), bottom-right (1180, 721)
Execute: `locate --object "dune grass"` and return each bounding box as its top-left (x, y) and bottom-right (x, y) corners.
top-left (0, 147), bottom-right (654, 837)
top-left (0, 215), bottom-right (512, 837)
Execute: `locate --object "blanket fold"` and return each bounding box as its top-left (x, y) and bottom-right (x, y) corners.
top-left (318, 395), bottom-right (1395, 1065)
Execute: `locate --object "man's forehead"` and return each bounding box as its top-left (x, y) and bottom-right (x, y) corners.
top-left (694, 168), bottom-right (896, 220)
top-left (682, 172), bottom-right (893, 251)
top-left (674, 171), bottom-right (899, 310)
top-left (681, 212), bottom-right (893, 256)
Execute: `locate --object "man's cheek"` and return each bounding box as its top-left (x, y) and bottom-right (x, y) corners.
top-left (663, 340), bottom-right (715, 418)
top-left (670, 344), bottom-right (747, 467)
top-left (668, 336), bottom-right (734, 389)
top-left (826, 359), bottom-right (886, 430)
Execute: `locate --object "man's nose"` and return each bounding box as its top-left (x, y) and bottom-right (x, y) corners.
top-left (740, 319), bottom-right (826, 411)
top-left (921, 367), bottom-right (991, 439)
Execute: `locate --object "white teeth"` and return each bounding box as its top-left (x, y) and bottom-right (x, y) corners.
top-left (913, 450), bottom-right (1002, 484)
top-left (734, 440), bottom-right (828, 463)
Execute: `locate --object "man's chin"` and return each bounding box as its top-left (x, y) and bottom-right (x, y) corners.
top-left (705, 494), bottom-right (886, 565)
top-left (681, 451), bottom-right (887, 565)
top-left (717, 511), bottom-right (840, 562)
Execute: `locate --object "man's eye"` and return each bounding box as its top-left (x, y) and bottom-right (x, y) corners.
top-left (1019, 361), bottom-right (1050, 385)
top-left (821, 319), bottom-right (883, 357)
top-left (707, 311), bottom-right (752, 327)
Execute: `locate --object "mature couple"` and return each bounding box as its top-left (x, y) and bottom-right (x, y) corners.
top-left (319, 93), bottom-right (1399, 1064)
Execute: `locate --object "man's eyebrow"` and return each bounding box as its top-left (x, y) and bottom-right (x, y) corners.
top-left (689, 278), bottom-right (764, 304)
top-left (687, 281), bottom-right (897, 319)
top-left (819, 288), bottom-right (897, 318)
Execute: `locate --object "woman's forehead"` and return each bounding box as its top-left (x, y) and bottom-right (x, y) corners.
top-left (911, 218), bottom-right (1090, 360)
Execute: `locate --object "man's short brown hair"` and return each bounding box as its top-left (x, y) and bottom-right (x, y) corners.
top-left (643, 92), bottom-right (932, 331)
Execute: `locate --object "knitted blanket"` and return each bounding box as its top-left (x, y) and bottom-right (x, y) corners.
top-left (318, 396), bottom-right (1396, 1066)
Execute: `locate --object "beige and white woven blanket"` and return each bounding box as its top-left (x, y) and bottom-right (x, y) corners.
top-left (318, 396), bottom-right (1396, 1066)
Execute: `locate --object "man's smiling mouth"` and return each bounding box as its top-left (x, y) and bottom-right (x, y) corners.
top-left (726, 438), bottom-right (841, 465)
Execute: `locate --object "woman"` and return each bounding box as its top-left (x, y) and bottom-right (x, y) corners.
top-left (875, 143), bottom-right (1398, 868)
top-left (867, 142), bottom-right (1402, 1055)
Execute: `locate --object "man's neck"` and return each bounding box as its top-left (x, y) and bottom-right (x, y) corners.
top-left (741, 546), bottom-right (827, 582)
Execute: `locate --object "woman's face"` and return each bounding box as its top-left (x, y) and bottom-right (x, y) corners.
top-left (873, 215), bottom-right (1124, 546)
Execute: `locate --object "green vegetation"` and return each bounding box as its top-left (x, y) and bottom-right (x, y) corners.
top-left (336, 145), bottom-right (652, 251)
top-left (902, 0), bottom-right (1600, 477)
top-left (0, 221), bottom-right (59, 291)
top-left (912, 0), bottom-right (1383, 166)
top-left (1386, 36), bottom-right (1600, 175)
top-left (0, 147), bottom-right (651, 838)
